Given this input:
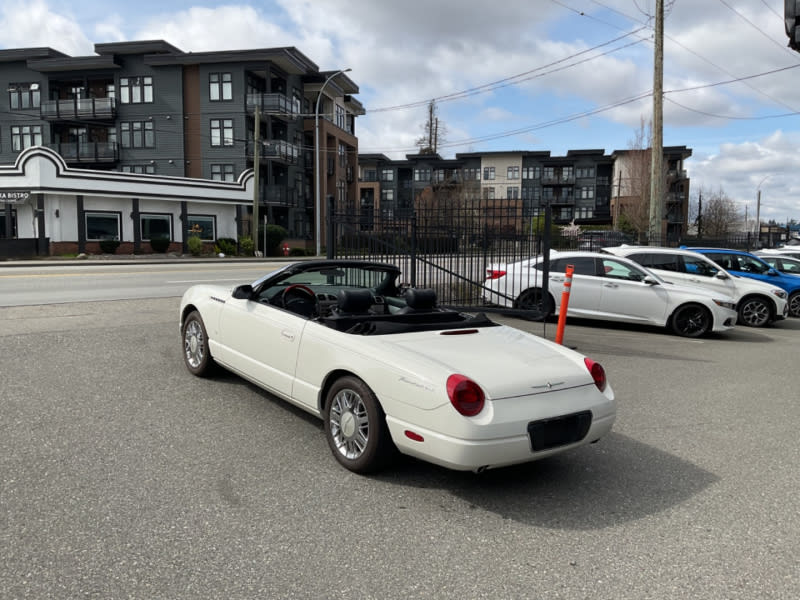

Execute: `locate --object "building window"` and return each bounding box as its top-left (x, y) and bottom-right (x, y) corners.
top-left (483, 166), bottom-right (496, 180)
top-left (579, 185), bottom-right (595, 199)
top-left (11, 125), bottom-right (42, 151)
top-left (335, 104), bottom-right (346, 129)
top-left (121, 164), bottom-right (155, 174)
top-left (507, 186), bottom-right (519, 199)
top-left (211, 164), bottom-right (235, 181)
top-left (380, 168), bottom-right (394, 182)
top-left (338, 143), bottom-right (347, 168)
top-left (86, 212), bottom-right (121, 241)
top-left (561, 166), bottom-right (574, 181)
top-left (463, 167), bottom-right (480, 181)
top-left (507, 166), bottom-right (520, 180)
top-left (8, 83), bottom-right (40, 109)
top-left (187, 215), bottom-right (216, 241)
top-left (483, 187), bottom-right (496, 200)
top-left (522, 166), bottom-right (540, 179)
top-left (209, 73), bottom-right (233, 101)
top-left (577, 166), bottom-right (595, 178)
top-left (210, 119), bottom-right (234, 147)
top-left (140, 213), bottom-right (172, 241)
top-left (120, 121), bottom-right (155, 148)
top-left (557, 207), bottom-right (573, 220)
top-left (575, 207), bottom-right (594, 219)
top-left (414, 168), bottom-right (430, 182)
top-left (543, 167), bottom-right (555, 180)
top-left (119, 76), bottom-right (153, 104)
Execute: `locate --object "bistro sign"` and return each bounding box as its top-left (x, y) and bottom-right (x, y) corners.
top-left (0, 190), bottom-right (30, 203)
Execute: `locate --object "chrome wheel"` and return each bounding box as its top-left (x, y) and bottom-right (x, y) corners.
top-left (671, 304), bottom-right (711, 338)
top-left (738, 297), bottom-right (771, 327)
top-left (182, 311), bottom-right (214, 376)
top-left (329, 388), bottom-right (369, 461)
top-left (184, 318), bottom-right (205, 368)
top-left (323, 376), bottom-right (394, 473)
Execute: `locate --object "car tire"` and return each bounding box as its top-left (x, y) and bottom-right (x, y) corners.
top-left (324, 376), bottom-right (394, 474)
top-left (182, 310), bottom-right (215, 377)
top-left (789, 292), bottom-right (800, 318)
top-left (670, 303), bottom-right (712, 338)
top-left (737, 295), bottom-right (772, 327)
top-left (514, 288), bottom-right (555, 317)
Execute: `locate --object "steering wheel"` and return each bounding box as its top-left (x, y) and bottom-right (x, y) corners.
top-left (281, 284), bottom-right (319, 317)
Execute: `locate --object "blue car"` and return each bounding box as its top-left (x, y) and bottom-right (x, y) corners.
top-left (685, 247), bottom-right (800, 317)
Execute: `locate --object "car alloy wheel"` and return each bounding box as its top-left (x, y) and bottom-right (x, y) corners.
top-left (789, 292), bottom-right (800, 318)
top-left (738, 296), bottom-right (771, 327)
top-left (515, 288), bottom-right (554, 317)
top-left (182, 311), bottom-right (214, 376)
top-left (324, 376), bottom-right (393, 473)
top-left (671, 303), bottom-right (711, 338)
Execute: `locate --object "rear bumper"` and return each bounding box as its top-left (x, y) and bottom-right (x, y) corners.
top-left (386, 410), bottom-right (616, 472)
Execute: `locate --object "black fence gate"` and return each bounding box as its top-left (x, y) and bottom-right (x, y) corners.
top-left (328, 197), bottom-right (553, 319)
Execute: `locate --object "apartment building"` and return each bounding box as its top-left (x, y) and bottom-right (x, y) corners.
top-left (358, 147), bottom-right (691, 239)
top-left (0, 40), bottom-right (362, 256)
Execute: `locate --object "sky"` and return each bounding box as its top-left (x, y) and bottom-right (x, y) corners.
top-left (1, 0), bottom-right (799, 223)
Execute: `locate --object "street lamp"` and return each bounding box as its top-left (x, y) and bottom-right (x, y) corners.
top-left (315, 67), bottom-right (351, 257)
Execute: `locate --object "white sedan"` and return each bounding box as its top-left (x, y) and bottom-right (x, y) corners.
top-left (180, 260), bottom-right (616, 474)
top-left (483, 251), bottom-right (738, 337)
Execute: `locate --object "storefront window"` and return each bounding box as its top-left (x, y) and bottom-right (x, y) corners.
top-left (86, 212), bottom-right (121, 241)
top-left (140, 214), bottom-right (171, 240)
top-left (186, 215), bottom-right (215, 241)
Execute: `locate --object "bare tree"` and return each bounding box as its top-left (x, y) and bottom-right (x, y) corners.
top-left (415, 100), bottom-right (447, 155)
top-left (695, 185), bottom-right (742, 237)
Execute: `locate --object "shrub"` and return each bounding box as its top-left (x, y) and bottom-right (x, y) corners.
top-left (187, 235), bottom-right (204, 256)
top-left (263, 224), bottom-right (288, 256)
top-left (99, 239), bottom-right (120, 254)
top-left (150, 235), bottom-right (171, 253)
top-left (289, 247), bottom-right (306, 257)
top-left (238, 236), bottom-right (255, 256)
top-left (215, 237), bottom-right (237, 256)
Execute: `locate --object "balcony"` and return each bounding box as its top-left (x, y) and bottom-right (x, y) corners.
top-left (247, 140), bottom-right (300, 165)
top-left (541, 175), bottom-right (575, 185)
top-left (41, 97), bottom-right (117, 121)
top-left (46, 141), bottom-right (118, 164)
top-left (264, 186), bottom-right (298, 206)
top-left (246, 93), bottom-right (298, 119)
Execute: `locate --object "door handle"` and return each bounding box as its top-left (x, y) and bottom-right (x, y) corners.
top-left (281, 330), bottom-right (295, 342)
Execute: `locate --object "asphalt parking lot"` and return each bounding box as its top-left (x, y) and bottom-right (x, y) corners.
top-left (1, 298), bottom-right (799, 599)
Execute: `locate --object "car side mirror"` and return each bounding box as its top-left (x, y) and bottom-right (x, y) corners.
top-left (767, 269), bottom-right (780, 276)
top-left (714, 271), bottom-right (730, 280)
top-left (643, 275), bottom-right (660, 285)
top-left (232, 284), bottom-right (254, 299)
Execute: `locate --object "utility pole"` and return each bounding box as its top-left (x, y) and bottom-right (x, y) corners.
top-left (697, 191), bottom-right (702, 237)
top-left (253, 106), bottom-right (261, 256)
top-left (648, 0), bottom-right (664, 244)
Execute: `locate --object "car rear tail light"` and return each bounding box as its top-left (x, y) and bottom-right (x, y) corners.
top-left (446, 374), bottom-right (485, 416)
top-left (485, 269), bottom-right (506, 280)
top-left (584, 358), bottom-right (607, 392)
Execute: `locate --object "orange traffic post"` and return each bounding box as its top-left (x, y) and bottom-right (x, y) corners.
top-left (555, 264), bottom-right (574, 345)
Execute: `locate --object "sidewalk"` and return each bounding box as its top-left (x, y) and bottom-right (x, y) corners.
top-left (0, 253), bottom-right (302, 267)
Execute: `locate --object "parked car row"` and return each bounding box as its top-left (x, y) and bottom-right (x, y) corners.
top-left (483, 245), bottom-right (800, 337)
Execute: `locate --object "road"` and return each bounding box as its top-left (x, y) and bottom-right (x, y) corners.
top-left (1, 264), bottom-right (799, 599)
top-left (0, 260), bottom-right (292, 307)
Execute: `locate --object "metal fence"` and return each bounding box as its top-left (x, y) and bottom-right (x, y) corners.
top-left (328, 195), bottom-right (771, 318)
top-left (328, 197), bottom-right (551, 318)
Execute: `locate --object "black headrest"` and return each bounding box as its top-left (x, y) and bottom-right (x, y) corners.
top-left (404, 288), bottom-right (437, 310)
top-left (337, 288), bottom-right (373, 314)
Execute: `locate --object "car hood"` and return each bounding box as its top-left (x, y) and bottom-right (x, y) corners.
top-left (377, 325), bottom-right (596, 400)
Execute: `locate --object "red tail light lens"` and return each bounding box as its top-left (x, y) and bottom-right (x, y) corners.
top-left (446, 374), bottom-right (485, 416)
top-left (485, 269), bottom-right (506, 280)
top-left (584, 358), bottom-right (607, 392)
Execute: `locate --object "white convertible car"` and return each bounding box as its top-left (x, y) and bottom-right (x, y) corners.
top-left (180, 260), bottom-right (616, 474)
